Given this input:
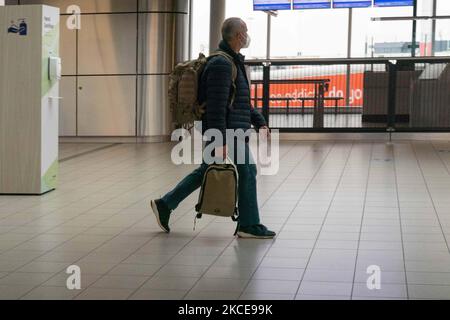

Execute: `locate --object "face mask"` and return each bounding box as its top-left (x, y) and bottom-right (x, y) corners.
top-left (241, 33), bottom-right (251, 49)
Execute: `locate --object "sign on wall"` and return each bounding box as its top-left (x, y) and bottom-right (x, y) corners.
top-left (254, 0), bottom-right (292, 11)
top-left (333, 0), bottom-right (372, 8)
top-left (374, 0), bottom-right (414, 7)
top-left (7, 19), bottom-right (28, 36)
top-left (293, 0), bottom-right (331, 9)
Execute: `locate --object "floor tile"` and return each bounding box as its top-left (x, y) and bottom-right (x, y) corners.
top-left (407, 272), bottom-right (450, 285)
top-left (184, 290), bottom-right (241, 300)
top-left (0, 260), bottom-right (32, 272)
top-left (239, 292), bottom-right (294, 300)
top-left (193, 278), bottom-right (248, 292)
top-left (245, 279), bottom-right (300, 294)
top-left (21, 286), bottom-right (80, 300)
top-left (142, 277), bottom-right (199, 291)
top-left (91, 275), bottom-right (149, 289)
top-left (354, 270), bottom-right (406, 284)
top-left (169, 255), bottom-right (218, 267)
top-left (295, 294), bottom-right (351, 300)
top-left (408, 285), bottom-right (450, 300)
top-left (42, 272), bottom-right (102, 289)
top-left (122, 254), bottom-right (174, 265)
top-left (303, 269), bottom-right (355, 283)
top-left (298, 281), bottom-right (353, 296)
top-left (260, 257), bottom-right (308, 269)
top-left (108, 264), bottom-right (161, 277)
top-left (129, 289), bottom-right (188, 300)
top-left (252, 268), bottom-right (304, 281)
top-left (351, 283), bottom-right (407, 298)
top-left (17, 262), bottom-right (69, 274)
top-left (75, 288), bottom-right (134, 300)
top-left (0, 272), bottom-right (55, 286)
top-left (0, 285), bottom-right (35, 300)
top-left (203, 267), bottom-right (255, 280)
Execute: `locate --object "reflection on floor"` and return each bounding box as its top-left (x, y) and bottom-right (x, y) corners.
top-left (0, 141), bottom-right (450, 300)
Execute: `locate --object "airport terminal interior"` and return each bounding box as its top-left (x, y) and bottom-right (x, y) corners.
top-left (1, 0), bottom-right (450, 301)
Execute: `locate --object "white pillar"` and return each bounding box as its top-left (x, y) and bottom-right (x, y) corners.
top-left (0, 0), bottom-right (5, 6)
top-left (209, 0), bottom-right (226, 53)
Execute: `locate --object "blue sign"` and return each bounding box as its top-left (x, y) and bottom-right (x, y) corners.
top-left (374, 0), bottom-right (413, 7)
top-left (7, 19), bottom-right (27, 36)
top-left (333, 0), bottom-right (372, 8)
top-left (254, 0), bottom-right (292, 10)
top-left (293, 0), bottom-right (331, 9)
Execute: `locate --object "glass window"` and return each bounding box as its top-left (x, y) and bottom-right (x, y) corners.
top-left (225, 0), bottom-right (268, 59)
top-left (416, 0), bottom-right (434, 57)
top-left (192, 0), bottom-right (448, 60)
top-left (435, 0), bottom-right (450, 56)
top-left (191, 0), bottom-right (210, 58)
top-left (351, 6), bottom-right (413, 57)
top-left (270, 8), bottom-right (349, 58)
top-left (437, 0), bottom-right (450, 15)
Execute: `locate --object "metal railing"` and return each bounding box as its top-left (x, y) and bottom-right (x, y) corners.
top-left (245, 57), bottom-right (450, 133)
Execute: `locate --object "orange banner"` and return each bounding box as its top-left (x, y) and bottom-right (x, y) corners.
top-left (251, 73), bottom-right (364, 108)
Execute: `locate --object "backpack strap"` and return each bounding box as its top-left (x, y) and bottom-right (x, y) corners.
top-left (208, 51), bottom-right (238, 109)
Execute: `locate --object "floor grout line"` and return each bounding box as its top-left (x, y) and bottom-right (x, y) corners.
top-left (5, 146), bottom-right (202, 299)
top-left (349, 142), bottom-right (374, 299)
top-left (391, 141), bottom-right (410, 300)
top-left (410, 142), bottom-right (450, 255)
top-left (13, 175), bottom-right (192, 299)
top-left (292, 141), bottom-right (355, 299)
top-left (429, 141), bottom-right (450, 176)
top-left (77, 142), bottom-right (303, 299)
top-left (59, 143), bottom-right (122, 162)
top-left (2, 141), bottom-right (450, 300)
top-left (180, 141), bottom-right (305, 300)
top-left (236, 141), bottom-right (338, 300)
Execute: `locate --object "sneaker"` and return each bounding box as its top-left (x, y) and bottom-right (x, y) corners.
top-left (236, 224), bottom-right (276, 239)
top-left (150, 199), bottom-right (171, 233)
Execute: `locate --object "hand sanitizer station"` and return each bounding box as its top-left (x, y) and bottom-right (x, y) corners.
top-left (0, 5), bottom-right (60, 195)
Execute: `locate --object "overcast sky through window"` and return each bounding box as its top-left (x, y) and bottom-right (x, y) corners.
top-left (191, 0), bottom-right (450, 59)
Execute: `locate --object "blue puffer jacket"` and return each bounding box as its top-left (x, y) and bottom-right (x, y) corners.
top-left (199, 40), bottom-right (267, 144)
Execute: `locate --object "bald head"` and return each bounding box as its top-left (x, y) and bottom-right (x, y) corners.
top-left (222, 17), bottom-right (247, 41)
top-left (221, 17), bottom-right (249, 52)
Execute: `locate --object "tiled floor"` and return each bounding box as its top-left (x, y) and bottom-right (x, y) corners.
top-left (59, 143), bottom-right (117, 161)
top-left (1, 140), bottom-right (450, 300)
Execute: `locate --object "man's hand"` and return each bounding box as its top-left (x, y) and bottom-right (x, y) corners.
top-left (260, 126), bottom-right (271, 139)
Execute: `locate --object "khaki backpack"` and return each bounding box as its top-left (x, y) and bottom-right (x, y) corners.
top-left (194, 159), bottom-right (239, 229)
top-left (169, 52), bottom-right (238, 130)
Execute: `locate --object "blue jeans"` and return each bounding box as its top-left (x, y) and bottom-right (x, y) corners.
top-left (162, 142), bottom-right (260, 227)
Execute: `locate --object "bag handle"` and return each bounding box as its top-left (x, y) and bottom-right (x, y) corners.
top-left (225, 155), bottom-right (234, 165)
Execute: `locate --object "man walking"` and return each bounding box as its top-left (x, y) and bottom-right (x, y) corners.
top-left (151, 18), bottom-right (276, 239)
